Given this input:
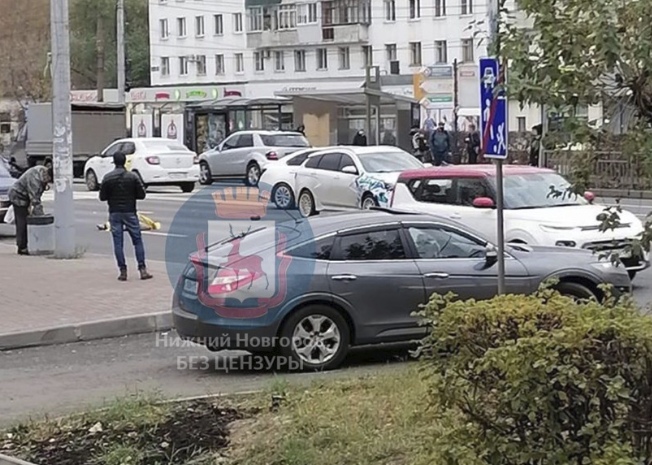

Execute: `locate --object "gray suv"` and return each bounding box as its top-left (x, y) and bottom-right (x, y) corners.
top-left (198, 130), bottom-right (310, 186)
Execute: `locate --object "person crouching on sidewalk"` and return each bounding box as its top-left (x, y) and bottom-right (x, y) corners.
top-left (8, 164), bottom-right (52, 255)
top-left (99, 152), bottom-right (153, 281)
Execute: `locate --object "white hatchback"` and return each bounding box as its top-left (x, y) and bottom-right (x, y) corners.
top-left (84, 138), bottom-right (200, 193)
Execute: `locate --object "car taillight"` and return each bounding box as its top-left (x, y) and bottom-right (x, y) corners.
top-left (193, 155), bottom-right (199, 164)
top-left (209, 269), bottom-right (259, 294)
top-left (145, 156), bottom-right (160, 165)
top-left (265, 151), bottom-right (278, 160)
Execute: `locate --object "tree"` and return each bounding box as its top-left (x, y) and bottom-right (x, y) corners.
top-left (501, 0), bottom-right (651, 253)
top-left (69, 0), bottom-right (150, 91)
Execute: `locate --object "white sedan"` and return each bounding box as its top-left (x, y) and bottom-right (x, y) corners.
top-left (258, 147), bottom-right (332, 209)
top-left (293, 146), bottom-right (425, 217)
top-left (84, 138), bottom-right (200, 193)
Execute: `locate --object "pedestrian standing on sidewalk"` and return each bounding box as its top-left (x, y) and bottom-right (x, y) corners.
top-left (99, 152), bottom-right (153, 281)
top-left (465, 124), bottom-right (481, 164)
top-left (8, 164), bottom-right (52, 255)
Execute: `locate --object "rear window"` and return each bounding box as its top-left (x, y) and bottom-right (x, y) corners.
top-left (260, 134), bottom-right (310, 148)
top-left (142, 141), bottom-right (190, 152)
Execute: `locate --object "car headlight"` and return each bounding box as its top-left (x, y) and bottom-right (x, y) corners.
top-left (591, 261), bottom-right (615, 270)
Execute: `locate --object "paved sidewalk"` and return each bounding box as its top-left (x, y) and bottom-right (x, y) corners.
top-left (0, 245), bottom-right (173, 350)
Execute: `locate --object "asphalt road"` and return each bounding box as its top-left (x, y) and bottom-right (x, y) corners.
top-left (0, 333), bottom-right (413, 427)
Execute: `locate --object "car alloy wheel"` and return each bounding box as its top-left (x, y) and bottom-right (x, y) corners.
top-left (85, 170), bottom-right (98, 191)
top-left (298, 190), bottom-right (315, 217)
top-left (361, 194), bottom-right (378, 210)
top-left (246, 163), bottom-right (261, 186)
top-left (291, 315), bottom-right (341, 366)
top-left (273, 184), bottom-right (294, 209)
top-left (199, 162), bottom-right (213, 185)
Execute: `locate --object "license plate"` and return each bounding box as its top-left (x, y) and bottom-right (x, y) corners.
top-left (183, 279), bottom-right (198, 293)
top-left (169, 172), bottom-right (186, 179)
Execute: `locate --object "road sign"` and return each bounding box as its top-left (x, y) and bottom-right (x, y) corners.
top-left (479, 57), bottom-right (508, 159)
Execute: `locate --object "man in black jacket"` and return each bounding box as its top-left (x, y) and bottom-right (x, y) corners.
top-left (99, 153), bottom-right (153, 281)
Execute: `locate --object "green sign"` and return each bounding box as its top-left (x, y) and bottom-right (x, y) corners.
top-left (427, 95), bottom-right (453, 103)
top-left (186, 90), bottom-right (207, 99)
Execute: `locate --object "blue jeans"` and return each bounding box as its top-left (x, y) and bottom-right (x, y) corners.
top-left (109, 212), bottom-right (146, 271)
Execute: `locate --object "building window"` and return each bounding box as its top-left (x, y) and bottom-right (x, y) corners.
top-left (195, 16), bottom-right (205, 36)
top-left (177, 17), bottom-right (186, 37)
top-left (362, 45), bottom-right (373, 67)
top-left (254, 51), bottom-right (265, 72)
top-left (410, 42), bottom-right (422, 66)
top-left (434, 0), bottom-right (446, 17)
top-left (274, 51), bottom-right (285, 71)
top-left (215, 54), bottom-right (225, 75)
top-left (276, 4), bottom-right (296, 30)
top-left (179, 56), bottom-right (189, 75)
top-left (385, 43), bottom-right (397, 62)
top-left (160, 19), bottom-right (169, 39)
top-left (462, 38), bottom-right (474, 62)
top-left (248, 7), bottom-right (263, 31)
top-left (234, 13), bottom-right (243, 32)
top-left (384, 0), bottom-right (395, 21)
top-left (294, 50), bottom-right (306, 71)
top-left (339, 47), bottom-right (350, 69)
top-left (517, 116), bottom-right (526, 132)
top-left (160, 57), bottom-right (170, 76)
top-left (196, 55), bottom-right (206, 75)
top-left (235, 53), bottom-right (244, 73)
top-left (409, 0), bottom-right (420, 19)
top-left (297, 3), bottom-right (318, 24)
top-left (317, 48), bottom-right (328, 70)
top-left (461, 0), bottom-right (473, 15)
top-left (214, 14), bottom-right (223, 35)
top-left (435, 40), bottom-right (447, 63)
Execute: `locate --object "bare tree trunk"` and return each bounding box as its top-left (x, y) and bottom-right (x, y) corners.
top-left (95, 14), bottom-right (104, 102)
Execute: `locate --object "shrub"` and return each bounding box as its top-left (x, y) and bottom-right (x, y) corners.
top-left (417, 288), bottom-right (652, 464)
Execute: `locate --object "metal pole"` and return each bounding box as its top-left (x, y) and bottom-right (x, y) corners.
top-left (117, 0), bottom-right (126, 104)
top-left (51, 0), bottom-right (76, 257)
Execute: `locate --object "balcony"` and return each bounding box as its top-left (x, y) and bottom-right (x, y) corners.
top-left (247, 23), bottom-right (368, 48)
top-left (321, 23), bottom-right (368, 44)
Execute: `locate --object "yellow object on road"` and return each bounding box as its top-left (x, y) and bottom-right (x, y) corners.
top-left (96, 213), bottom-right (161, 232)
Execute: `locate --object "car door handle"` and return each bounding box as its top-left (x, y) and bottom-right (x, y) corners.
top-left (423, 272), bottom-right (449, 279)
top-left (331, 274), bottom-right (357, 281)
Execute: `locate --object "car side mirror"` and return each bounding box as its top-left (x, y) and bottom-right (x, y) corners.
top-left (485, 243), bottom-right (498, 265)
top-left (341, 165), bottom-right (358, 175)
top-left (584, 191), bottom-right (595, 204)
top-left (473, 197), bottom-right (495, 208)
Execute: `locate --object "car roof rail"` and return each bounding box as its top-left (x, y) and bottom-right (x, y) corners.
top-left (368, 207), bottom-right (417, 215)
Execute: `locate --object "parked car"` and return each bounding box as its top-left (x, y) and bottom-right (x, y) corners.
top-left (0, 161), bottom-right (16, 223)
top-left (198, 130), bottom-right (310, 187)
top-left (258, 147), bottom-right (333, 209)
top-left (293, 146), bottom-right (425, 217)
top-left (172, 209), bottom-right (631, 371)
top-left (84, 138), bottom-right (199, 193)
top-left (390, 164), bottom-right (650, 279)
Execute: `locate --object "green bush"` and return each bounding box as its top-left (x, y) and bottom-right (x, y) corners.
top-left (417, 288), bottom-right (652, 464)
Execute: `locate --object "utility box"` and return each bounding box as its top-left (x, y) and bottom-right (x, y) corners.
top-left (27, 215), bottom-right (54, 255)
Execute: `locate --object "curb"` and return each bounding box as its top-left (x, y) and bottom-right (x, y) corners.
top-left (0, 454), bottom-right (37, 465)
top-left (0, 312), bottom-right (172, 351)
top-left (593, 188), bottom-right (652, 200)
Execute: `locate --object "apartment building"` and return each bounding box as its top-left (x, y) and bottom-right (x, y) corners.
top-left (149, 0), bottom-right (594, 130)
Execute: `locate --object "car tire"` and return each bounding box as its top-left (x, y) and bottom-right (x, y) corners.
top-left (180, 182), bottom-right (195, 193)
top-left (361, 193), bottom-right (378, 210)
top-left (199, 162), bottom-right (213, 185)
top-left (628, 270), bottom-right (637, 280)
top-left (272, 183), bottom-right (295, 209)
top-left (85, 169), bottom-right (99, 191)
top-left (297, 189), bottom-right (316, 217)
top-left (279, 304), bottom-right (351, 371)
top-left (555, 281), bottom-right (599, 301)
top-left (245, 162), bottom-right (261, 187)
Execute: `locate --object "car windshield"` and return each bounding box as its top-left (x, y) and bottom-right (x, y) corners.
top-left (489, 172), bottom-right (588, 209)
top-left (357, 151), bottom-right (423, 173)
top-left (260, 134), bottom-right (310, 147)
top-left (141, 141), bottom-right (189, 152)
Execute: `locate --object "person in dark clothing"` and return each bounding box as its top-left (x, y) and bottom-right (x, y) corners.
top-left (7, 164), bottom-right (52, 255)
top-left (411, 127), bottom-right (430, 162)
top-left (429, 122), bottom-right (452, 166)
top-left (529, 124), bottom-right (542, 166)
top-left (465, 124), bottom-right (481, 164)
top-left (99, 153), bottom-right (153, 281)
top-left (352, 129), bottom-right (367, 146)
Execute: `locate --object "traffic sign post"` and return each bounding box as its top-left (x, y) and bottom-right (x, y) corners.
top-left (479, 57), bottom-right (508, 294)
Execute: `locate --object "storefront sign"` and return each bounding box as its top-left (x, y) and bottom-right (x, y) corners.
top-left (128, 86), bottom-right (243, 103)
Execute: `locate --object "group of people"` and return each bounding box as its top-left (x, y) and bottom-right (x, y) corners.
top-left (7, 154), bottom-right (153, 282)
top-left (410, 122), bottom-right (482, 166)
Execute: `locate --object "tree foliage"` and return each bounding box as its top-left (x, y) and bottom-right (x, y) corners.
top-left (418, 288), bottom-right (652, 464)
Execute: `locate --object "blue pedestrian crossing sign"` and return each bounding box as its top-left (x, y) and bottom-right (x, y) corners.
top-left (479, 57), bottom-right (508, 159)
